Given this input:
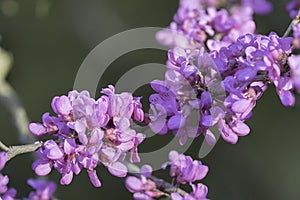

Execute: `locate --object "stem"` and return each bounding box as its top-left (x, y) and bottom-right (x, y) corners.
top-left (0, 141), bottom-right (9, 152)
top-left (283, 10), bottom-right (300, 38)
top-left (0, 141), bottom-right (43, 161)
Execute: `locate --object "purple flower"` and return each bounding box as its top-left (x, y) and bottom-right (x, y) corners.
top-left (208, 32), bottom-right (297, 142)
top-left (133, 97), bottom-right (144, 122)
top-left (51, 95), bottom-right (72, 119)
top-left (29, 113), bottom-right (60, 136)
top-left (32, 140), bottom-right (64, 176)
top-left (0, 152), bottom-right (16, 200)
top-left (24, 179), bottom-right (56, 200)
top-left (125, 165), bottom-right (164, 200)
top-left (241, 0), bottom-right (273, 15)
top-left (30, 86), bottom-right (146, 187)
top-left (293, 23), bottom-right (300, 49)
top-left (99, 145), bottom-right (127, 178)
top-left (156, 1), bottom-right (257, 51)
top-left (286, 0), bottom-right (300, 18)
top-left (288, 55), bottom-right (300, 93)
top-left (0, 173), bottom-right (9, 194)
top-left (163, 151), bottom-right (209, 185)
top-left (0, 152), bottom-right (8, 171)
top-left (123, 151), bottom-right (211, 199)
top-left (171, 183), bottom-right (208, 200)
top-left (1, 187), bottom-right (16, 200)
top-left (150, 47), bottom-right (226, 145)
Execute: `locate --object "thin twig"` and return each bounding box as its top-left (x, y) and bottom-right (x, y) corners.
top-left (0, 141), bottom-right (9, 152)
top-left (0, 141), bottom-right (43, 161)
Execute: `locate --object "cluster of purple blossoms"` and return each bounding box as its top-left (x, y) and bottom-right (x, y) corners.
top-left (125, 165), bottom-right (165, 199)
top-left (212, 32), bottom-right (296, 105)
top-left (125, 151), bottom-right (209, 200)
top-left (210, 32), bottom-right (298, 143)
top-left (149, 47), bottom-right (226, 145)
top-left (164, 152), bottom-right (209, 200)
top-left (156, 0), bottom-right (273, 51)
top-left (152, 27), bottom-right (300, 144)
top-left (287, 0), bottom-right (300, 18)
top-left (29, 85), bottom-right (145, 187)
top-left (171, 183), bottom-right (208, 200)
top-left (292, 22), bottom-right (300, 49)
top-left (0, 152), bottom-right (16, 200)
top-left (24, 179), bottom-right (56, 200)
top-left (1, 152), bottom-right (56, 200)
top-left (289, 23), bottom-right (300, 92)
top-left (162, 151), bottom-right (208, 185)
top-left (241, 0), bottom-right (272, 15)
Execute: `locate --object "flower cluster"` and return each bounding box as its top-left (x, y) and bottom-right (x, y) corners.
top-left (0, 152), bottom-right (16, 200)
top-left (125, 151), bottom-right (209, 200)
top-left (166, 151), bottom-right (209, 200)
top-left (293, 22), bottom-right (300, 49)
top-left (152, 16), bottom-right (300, 144)
top-left (24, 179), bottom-right (56, 200)
top-left (1, 152), bottom-right (56, 200)
top-left (149, 47), bottom-right (225, 145)
top-left (156, 0), bottom-right (273, 51)
top-left (209, 32), bottom-right (298, 143)
top-left (241, 0), bottom-right (272, 15)
top-left (29, 85), bottom-right (145, 187)
top-left (162, 150), bottom-right (208, 185)
top-left (171, 183), bottom-right (208, 200)
top-left (287, 0), bottom-right (300, 18)
top-left (125, 165), bottom-right (165, 199)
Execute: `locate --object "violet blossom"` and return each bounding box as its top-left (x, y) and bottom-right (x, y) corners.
top-left (241, 0), bottom-right (272, 15)
top-left (0, 152), bottom-right (17, 200)
top-left (293, 23), bottom-right (300, 49)
top-left (126, 151), bottom-right (210, 200)
top-left (125, 165), bottom-right (165, 200)
top-left (149, 47), bottom-right (225, 145)
top-left (288, 55), bottom-right (300, 93)
top-left (156, 0), bottom-right (257, 51)
top-left (153, 26), bottom-right (300, 145)
top-left (171, 183), bottom-right (208, 200)
top-left (29, 85), bottom-right (146, 187)
top-left (286, 0), bottom-right (300, 18)
top-left (24, 179), bottom-right (56, 200)
top-left (162, 151), bottom-right (209, 185)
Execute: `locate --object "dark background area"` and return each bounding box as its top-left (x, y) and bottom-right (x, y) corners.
top-left (0, 0), bottom-right (299, 199)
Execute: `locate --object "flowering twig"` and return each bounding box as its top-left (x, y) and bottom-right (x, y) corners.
top-left (283, 10), bottom-right (300, 38)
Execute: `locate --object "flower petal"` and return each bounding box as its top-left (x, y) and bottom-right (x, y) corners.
top-left (108, 162), bottom-right (127, 177)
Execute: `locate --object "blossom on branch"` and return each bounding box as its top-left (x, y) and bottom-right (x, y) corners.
top-left (29, 85), bottom-right (146, 187)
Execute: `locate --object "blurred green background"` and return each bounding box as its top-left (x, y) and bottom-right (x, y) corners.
top-left (0, 0), bottom-right (299, 199)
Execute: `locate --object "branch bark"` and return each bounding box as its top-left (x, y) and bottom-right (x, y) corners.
top-left (0, 141), bottom-right (43, 161)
